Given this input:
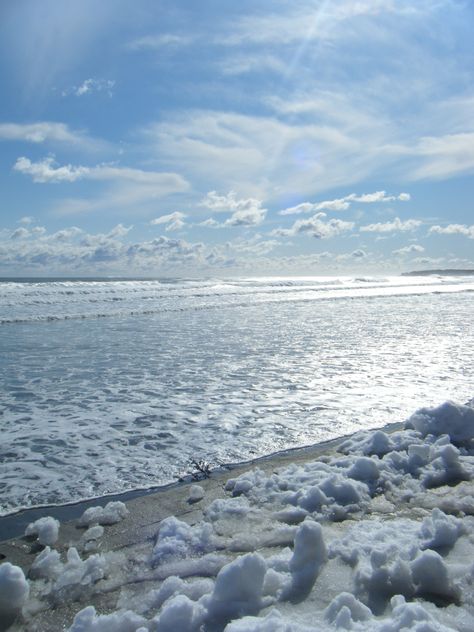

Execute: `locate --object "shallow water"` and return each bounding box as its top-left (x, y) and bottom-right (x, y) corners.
top-left (1, 276), bottom-right (473, 515)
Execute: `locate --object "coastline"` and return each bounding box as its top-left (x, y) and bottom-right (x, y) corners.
top-left (0, 420), bottom-right (404, 545)
top-left (1, 402), bottom-right (474, 631)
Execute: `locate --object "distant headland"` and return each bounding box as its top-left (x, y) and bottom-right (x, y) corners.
top-left (402, 268), bottom-right (474, 277)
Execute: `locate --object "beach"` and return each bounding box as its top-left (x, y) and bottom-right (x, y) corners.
top-left (1, 400), bottom-right (473, 631)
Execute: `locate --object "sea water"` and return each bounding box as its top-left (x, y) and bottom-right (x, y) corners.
top-left (1, 275), bottom-right (473, 515)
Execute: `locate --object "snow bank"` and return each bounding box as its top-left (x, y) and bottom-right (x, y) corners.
top-left (25, 516), bottom-right (60, 546)
top-left (406, 401), bottom-right (474, 445)
top-left (6, 399), bottom-right (474, 632)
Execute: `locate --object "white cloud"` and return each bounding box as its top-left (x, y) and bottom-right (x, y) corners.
top-left (429, 224), bottom-right (474, 239)
top-left (347, 191), bottom-right (411, 203)
top-left (10, 227), bottom-right (29, 240)
top-left (221, 0), bottom-right (410, 46)
top-left (199, 191), bottom-right (267, 227)
top-left (351, 249), bottom-right (368, 258)
top-left (272, 213), bottom-right (354, 239)
top-left (144, 110), bottom-right (366, 200)
top-left (151, 212), bottom-right (187, 231)
top-left (278, 190), bottom-right (410, 215)
top-left (199, 218), bottom-right (221, 228)
top-left (0, 122), bottom-right (97, 148)
top-left (225, 205), bottom-right (266, 227)
top-left (62, 78), bottom-right (115, 98)
top-left (14, 156), bottom-right (187, 187)
top-left (279, 198), bottom-right (350, 216)
top-left (392, 244), bottom-right (425, 256)
top-left (14, 157), bottom-right (90, 183)
top-left (360, 217), bottom-right (421, 233)
top-left (128, 34), bottom-right (193, 51)
top-left (0, 223), bottom-right (222, 273)
top-left (408, 133), bottom-right (474, 180)
top-left (19, 216), bottom-right (34, 225)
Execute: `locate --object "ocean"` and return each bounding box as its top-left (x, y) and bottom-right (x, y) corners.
top-left (1, 274), bottom-right (473, 516)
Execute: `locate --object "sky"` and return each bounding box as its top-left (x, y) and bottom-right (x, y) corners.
top-left (1, 0), bottom-right (474, 277)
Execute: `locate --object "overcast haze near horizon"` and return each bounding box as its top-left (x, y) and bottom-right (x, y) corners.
top-left (1, 0), bottom-right (474, 277)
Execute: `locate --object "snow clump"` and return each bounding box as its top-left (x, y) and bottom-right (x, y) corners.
top-left (25, 515), bottom-right (60, 546)
top-left (0, 562), bottom-right (30, 615)
top-left (78, 500), bottom-right (129, 526)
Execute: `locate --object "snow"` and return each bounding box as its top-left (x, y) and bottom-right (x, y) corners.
top-left (24, 516), bottom-right (60, 546)
top-left (189, 485), bottom-right (205, 503)
top-left (78, 501), bottom-right (129, 526)
top-left (3, 399), bottom-right (474, 631)
top-left (0, 563), bottom-right (29, 614)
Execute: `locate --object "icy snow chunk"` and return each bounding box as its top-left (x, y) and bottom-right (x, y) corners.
top-left (224, 608), bottom-right (317, 631)
top-left (324, 592), bottom-right (371, 626)
top-left (0, 562), bottom-right (30, 614)
top-left (422, 443), bottom-right (469, 488)
top-left (319, 474), bottom-right (369, 506)
top-left (205, 496), bottom-right (250, 522)
top-left (137, 576), bottom-right (214, 613)
top-left (78, 501), bottom-right (129, 526)
top-left (83, 525), bottom-right (104, 541)
top-left (384, 595), bottom-right (457, 632)
top-left (188, 484), bottom-right (205, 503)
top-left (205, 552), bottom-right (267, 626)
top-left (54, 547), bottom-right (106, 593)
top-left (25, 515), bottom-right (60, 546)
top-left (30, 546), bottom-right (62, 580)
top-left (419, 508), bottom-right (465, 550)
top-left (410, 550), bottom-right (457, 601)
top-left (282, 520), bottom-right (327, 602)
top-left (152, 516), bottom-right (214, 565)
top-left (340, 430), bottom-right (392, 456)
top-left (346, 456), bottom-right (380, 483)
top-left (296, 485), bottom-right (329, 513)
top-left (355, 547), bottom-right (415, 606)
top-left (407, 401), bottom-right (474, 445)
top-left (68, 605), bottom-right (146, 631)
top-left (153, 594), bottom-right (206, 631)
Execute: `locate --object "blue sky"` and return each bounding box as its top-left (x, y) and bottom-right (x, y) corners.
top-left (1, 0), bottom-right (473, 276)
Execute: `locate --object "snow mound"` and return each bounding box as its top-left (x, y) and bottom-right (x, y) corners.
top-left (406, 401), bottom-right (474, 445)
top-left (25, 516), bottom-right (60, 546)
top-left (78, 501), bottom-right (129, 526)
top-left (188, 484), bottom-right (205, 503)
top-left (0, 562), bottom-right (30, 614)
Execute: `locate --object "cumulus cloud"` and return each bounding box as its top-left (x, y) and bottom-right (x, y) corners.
top-left (360, 217), bottom-right (421, 233)
top-left (200, 191), bottom-right (267, 227)
top-left (0, 223), bottom-right (219, 273)
top-left (224, 206), bottom-right (266, 227)
top-left (199, 218), bottom-right (221, 228)
top-left (351, 249), bottom-right (368, 258)
top-left (151, 212), bottom-right (187, 231)
top-left (347, 191), bottom-right (411, 203)
top-left (14, 157), bottom-right (89, 183)
top-left (62, 78), bottom-right (115, 98)
top-left (272, 213), bottom-right (354, 239)
top-left (392, 244), bottom-right (425, 256)
top-left (10, 227), bottom-right (29, 240)
top-left (429, 224), bottom-right (474, 239)
top-left (19, 216), bottom-right (34, 225)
